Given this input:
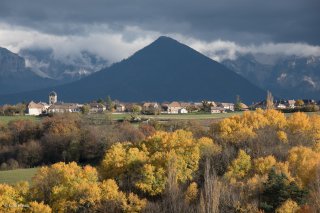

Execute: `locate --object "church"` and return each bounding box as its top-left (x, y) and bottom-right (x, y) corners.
top-left (27, 91), bottom-right (82, 115)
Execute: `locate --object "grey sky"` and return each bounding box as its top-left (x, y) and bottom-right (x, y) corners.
top-left (0, 0), bottom-right (319, 63)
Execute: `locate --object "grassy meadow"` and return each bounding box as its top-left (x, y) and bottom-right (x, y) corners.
top-left (0, 115), bottom-right (41, 124)
top-left (0, 168), bottom-right (38, 184)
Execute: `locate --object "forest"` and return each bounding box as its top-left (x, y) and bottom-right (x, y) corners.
top-left (0, 109), bottom-right (320, 212)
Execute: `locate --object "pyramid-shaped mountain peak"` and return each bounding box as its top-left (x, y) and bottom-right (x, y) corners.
top-left (154, 36), bottom-right (178, 43)
top-left (133, 36), bottom-right (187, 54)
top-left (0, 37), bottom-right (266, 104)
top-left (129, 36), bottom-right (206, 64)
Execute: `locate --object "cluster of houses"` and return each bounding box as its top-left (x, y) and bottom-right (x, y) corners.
top-left (252, 99), bottom-right (317, 110)
top-left (26, 91), bottom-right (319, 116)
top-left (27, 92), bottom-right (83, 115)
top-left (26, 91), bottom-right (238, 116)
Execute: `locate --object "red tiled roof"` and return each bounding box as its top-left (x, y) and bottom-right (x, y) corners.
top-left (168, 101), bottom-right (181, 107)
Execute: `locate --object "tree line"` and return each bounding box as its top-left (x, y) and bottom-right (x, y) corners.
top-left (1, 110), bottom-right (320, 212)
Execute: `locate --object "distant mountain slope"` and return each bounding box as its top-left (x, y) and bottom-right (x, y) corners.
top-left (0, 47), bottom-right (58, 95)
top-left (223, 54), bottom-right (320, 99)
top-left (0, 37), bottom-right (265, 104)
top-left (19, 48), bottom-right (108, 82)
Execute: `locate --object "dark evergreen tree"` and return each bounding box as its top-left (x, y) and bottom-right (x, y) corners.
top-left (260, 169), bottom-right (308, 212)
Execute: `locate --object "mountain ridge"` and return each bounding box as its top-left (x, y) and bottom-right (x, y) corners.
top-left (222, 53), bottom-right (320, 99)
top-left (0, 47), bottom-right (60, 95)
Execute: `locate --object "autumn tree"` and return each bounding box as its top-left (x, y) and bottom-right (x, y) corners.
top-left (275, 199), bottom-right (299, 213)
top-left (225, 149), bottom-right (251, 182)
top-left (266, 91), bottom-right (274, 110)
top-left (106, 96), bottom-right (115, 112)
top-left (185, 182), bottom-right (198, 204)
top-left (295, 100), bottom-right (304, 107)
top-left (288, 146), bottom-right (320, 187)
top-left (253, 155), bottom-right (276, 176)
top-left (100, 130), bottom-right (201, 196)
top-left (80, 105), bottom-right (90, 115)
top-left (27, 201), bottom-right (52, 213)
top-left (234, 95), bottom-right (242, 111)
top-left (99, 179), bottom-right (146, 213)
top-left (0, 183), bottom-right (24, 212)
top-left (287, 112), bottom-right (311, 135)
top-left (30, 162), bottom-right (101, 212)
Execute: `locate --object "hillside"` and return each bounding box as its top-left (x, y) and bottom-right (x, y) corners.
top-left (223, 54), bottom-right (320, 99)
top-left (0, 47), bottom-right (58, 95)
top-left (19, 48), bottom-right (108, 81)
top-left (0, 36), bottom-right (266, 104)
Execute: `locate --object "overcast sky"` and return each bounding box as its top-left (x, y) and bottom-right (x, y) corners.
top-left (0, 0), bottom-right (319, 63)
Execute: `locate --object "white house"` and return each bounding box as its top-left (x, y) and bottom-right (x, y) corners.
top-left (115, 104), bottom-right (126, 112)
top-left (89, 103), bottom-right (106, 113)
top-left (287, 100), bottom-right (296, 108)
top-left (143, 102), bottom-right (159, 111)
top-left (210, 106), bottom-right (226, 114)
top-left (276, 103), bottom-right (287, 109)
top-left (167, 102), bottom-right (182, 114)
top-left (27, 101), bottom-right (46, 115)
top-left (48, 103), bottom-right (81, 113)
top-left (178, 108), bottom-right (188, 114)
top-left (217, 102), bottom-right (235, 111)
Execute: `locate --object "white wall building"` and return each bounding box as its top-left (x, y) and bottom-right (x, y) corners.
top-left (178, 108), bottom-right (188, 114)
top-left (27, 101), bottom-right (46, 115)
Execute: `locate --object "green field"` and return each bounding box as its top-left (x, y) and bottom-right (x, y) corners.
top-left (0, 115), bottom-right (41, 124)
top-left (82, 112), bottom-right (244, 125)
top-left (0, 168), bottom-right (38, 184)
top-left (137, 112), bottom-right (243, 120)
top-left (108, 112), bottom-right (244, 121)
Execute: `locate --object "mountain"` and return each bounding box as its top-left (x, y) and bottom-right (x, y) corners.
top-left (0, 36), bottom-right (266, 104)
top-left (19, 48), bottom-right (108, 82)
top-left (0, 47), bottom-right (58, 95)
top-left (222, 54), bottom-right (320, 99)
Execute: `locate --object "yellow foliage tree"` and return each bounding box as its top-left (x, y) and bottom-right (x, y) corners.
top-left (100, 179), bottom-right (146, 213)
top-left (197, 137), bottom-right (221, 157)
top-left (101, 130), bottom-right (201, 196)
top-left (100, 142), bottom-right (148, 180)
top-left (287, 112), bottom-right (311, 135)
top-left (263, 109), bottom-right (287, 129)
top-left (275, 199), bottom-right (300, 213)
top-left (215, 109), bottom-right (287, 143)
top-left (215, 114), bottom-right (256, 143)
top-left (310, 115), bottom-right (320, 143)
top-left (185, 182), bottom-right (198, 204)
top-left (122, 193), bottom-right (147, 213)
top-left (27, 201), bottom-right (52, 213)
top-left (135, 164), bottom-right (166, 196)
top-left (274, 161), bottom-right (294, 182)
top-left (30, 162), bottom-right (101, 212)
top-left (225, 150), bottom-right (252, 182)
top-left (100, 179), bottom-right (126, 203)
top-left (246, 174), bottom-right (268, 193)
top-left (254, 155), bottom-right (277, 175)
top-left (277, 131), bottom-right (288, 143)
top-left (314, 141), bottom-right (320, 153)
top-left (288, 146), bottom-right (320, 187)
top-left (0, 184), bottom-right (24, 213)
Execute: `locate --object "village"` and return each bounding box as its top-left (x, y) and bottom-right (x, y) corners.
top-left (24, 91), bottom-right (319, 116)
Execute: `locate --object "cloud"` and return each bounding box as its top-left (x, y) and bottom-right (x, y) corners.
top-left (0, 23), bottom-right (159, 64)
top-left (0, 0), bottom-right (319, 45)
top-left (1, 23), bottom-right (320, 66)
top-left (187, 39), bottom-right (320, 62)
